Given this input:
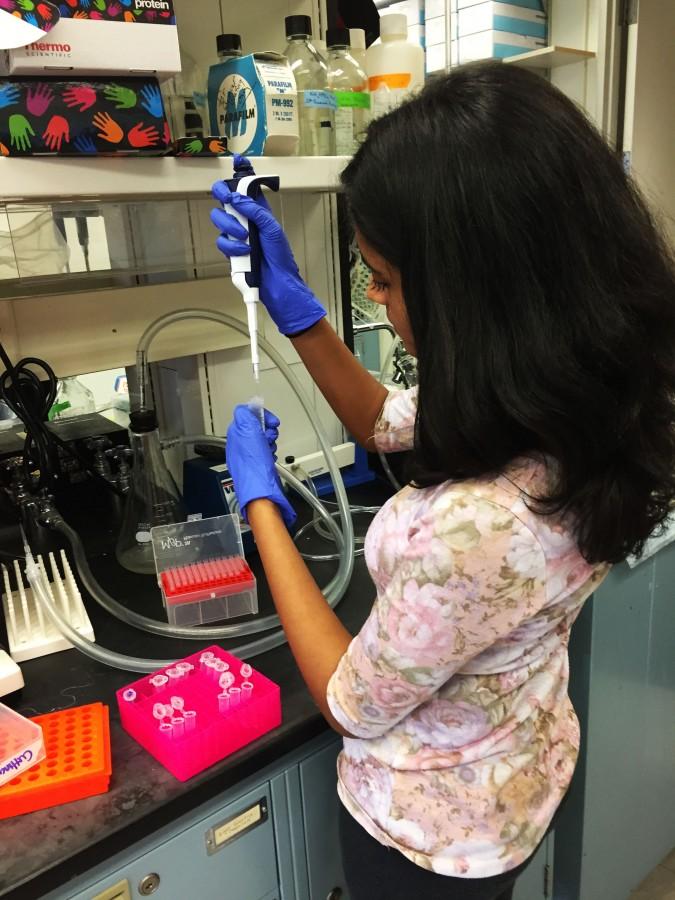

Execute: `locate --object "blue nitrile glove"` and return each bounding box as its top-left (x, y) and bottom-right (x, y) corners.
top-left (210, 156), bottom-right (326, 337)
top-left (226, 405), bottom-right (297, 528)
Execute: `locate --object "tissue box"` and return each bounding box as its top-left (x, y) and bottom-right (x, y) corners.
top-left (0, 76), bottom-right (170, 155)
top-left (458, 2), bottom-right (547, 39)
top-left (208, 52), bottom-right (298, 157)
top-left (455, 0), bottom-right (544, 8)
top-left (1, 0), bottom-right (180, 79)
top-left (452, 30), bottom-right (546, 63)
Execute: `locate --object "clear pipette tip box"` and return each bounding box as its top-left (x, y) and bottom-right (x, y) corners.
top-left (116, 647), bottom-right (281, 781)
top-left (151, 515), bottom-right (257, 627)
top-left (0, 702), bottom-right (45, 790)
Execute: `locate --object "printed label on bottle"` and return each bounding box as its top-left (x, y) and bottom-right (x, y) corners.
top-left (335, 107), bottom-right (355, 155)
top-left (303, 90), bottom-right (338, 109)
top-left (334, 90), bottom-right (371, 109)
top-left (368, 73), bottom-right (412, 91)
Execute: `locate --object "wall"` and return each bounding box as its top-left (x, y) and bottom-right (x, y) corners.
top-left (624, 0), bottom-right (675, 241)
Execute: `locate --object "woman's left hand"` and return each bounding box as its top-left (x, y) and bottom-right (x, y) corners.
top-left (225, 404), bottom-right (297, 528)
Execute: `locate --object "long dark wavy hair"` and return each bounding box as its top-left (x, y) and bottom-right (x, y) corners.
top-left (342, 61), bottom-right (675, 564)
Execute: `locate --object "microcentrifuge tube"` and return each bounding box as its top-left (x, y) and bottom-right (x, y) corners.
top-left (122, 688), bottom-right (137, 702)
top-left (150, 674), bottom-right (168, 692)
top-left (166, 667), bottom-right (181, 682)
top-left (170, 716), bottom-right (184, 738)
top-left (240, 663), bottom-right (253, 679)
top-left (170, 695), bottom-right (185, 712)
top-left (153, 702), bottom-right (168, 721)
top-left (241, 681), bottom-right (253, 702)
top-left (218, 692), bottom-right (230, 714)
top-left (184, 710), bottom-right (197, 732)
top-left (219, 671), bottom-right (235, 691)
top-left (176, 662), bottom-right (192, 675)
top-left (205, 658), bottom-right (219, 680)
top-left (229, 686), bottom-right (241, 707)
top-left (159, 722), bottom-right (172, 737)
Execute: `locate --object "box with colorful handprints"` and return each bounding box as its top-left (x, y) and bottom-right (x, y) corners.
top-left (172, 135), bottom-right (228, 157)
top-left (1, 0), bottom-right (180, 79)
top-left (0, 76), bottom-right (170, 154)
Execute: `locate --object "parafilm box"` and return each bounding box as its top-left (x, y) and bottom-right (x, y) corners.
top-left (0, 0), bottom-right (180, 80)
top-left (208, 52), bottom-right (298, 156)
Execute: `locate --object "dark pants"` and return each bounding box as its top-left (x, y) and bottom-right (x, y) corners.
top-left (339, 804), bottom-right (535, 900)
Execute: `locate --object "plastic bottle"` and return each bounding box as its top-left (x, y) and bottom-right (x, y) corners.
top-left (366, 13), bottom-right (424, 120)
top-left (326, 28), bottom-right (369, 156)
top-left (50, 377), bottom-right (96, 420)
top-left (284, 15), bottom-right (336, 156)
top-left (348, 28), bottom-right (367, 70)
top-left (116, 409), bottom-right (185, 575)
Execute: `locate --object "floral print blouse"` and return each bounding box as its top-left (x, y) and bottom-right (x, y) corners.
top-left (327, 387), bottom-right (609, 878)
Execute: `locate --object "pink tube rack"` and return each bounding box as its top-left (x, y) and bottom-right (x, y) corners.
top-left (116, 646), bottom-right (281, 782)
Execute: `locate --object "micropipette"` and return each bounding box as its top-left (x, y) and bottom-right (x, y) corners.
top-left (222, 163), bottom-right (280, 429)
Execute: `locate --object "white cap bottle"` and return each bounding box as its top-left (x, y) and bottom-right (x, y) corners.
top-left (348, 28), bottom-right (367, 70)
top-left (366, 13), bottom-right (425, 119)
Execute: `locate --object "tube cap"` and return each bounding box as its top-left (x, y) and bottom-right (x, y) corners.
top-left (285, 14), bottom-right (312, 38)
top-left (327, 27), bottom-right (350, 48)
top-left (379, 13), bottom-right (408, 38)
top-left (129, 409), bottom-right (158, 433)
top-left (216, 33), bottom-right (241, 54)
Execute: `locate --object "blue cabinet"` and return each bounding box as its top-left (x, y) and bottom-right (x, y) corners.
top-left (554, 539), bottom-right (675, 900)
top-left (44, 734), bottom-right (345, 900)
top-left (61, 785), bottom-right (279, 900)
top-left (299, 740), bottom-right (348, 900)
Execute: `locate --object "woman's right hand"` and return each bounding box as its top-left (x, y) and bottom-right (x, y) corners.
top-left (211, 176), bottom-right (326, 337)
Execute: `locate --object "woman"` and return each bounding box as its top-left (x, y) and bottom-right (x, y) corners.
top-left (211, 62), bottom-right (675, 900)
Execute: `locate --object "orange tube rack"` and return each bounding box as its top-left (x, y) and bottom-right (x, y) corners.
top-left (0, 702), bottom-right (112, 819)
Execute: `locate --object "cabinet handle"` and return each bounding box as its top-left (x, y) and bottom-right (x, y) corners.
top-left (326, 889), bottom-right (343, 900)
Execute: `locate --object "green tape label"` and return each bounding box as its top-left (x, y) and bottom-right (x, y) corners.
top-left (334, 91), bottom-right (371, 109)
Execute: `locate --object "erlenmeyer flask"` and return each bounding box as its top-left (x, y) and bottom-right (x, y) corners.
top-left (116, 409), bottom-right (185, 575)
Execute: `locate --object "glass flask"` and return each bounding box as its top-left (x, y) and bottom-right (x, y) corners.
top-left (51, 377), bottom-right (96, 420)
top-left (116, 409), bottom-right (185, 575)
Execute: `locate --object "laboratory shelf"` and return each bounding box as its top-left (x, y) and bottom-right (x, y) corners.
top-left (503, 45), bottom-right (596, 69)
top-left (0, 155), bottom-right (350, 203)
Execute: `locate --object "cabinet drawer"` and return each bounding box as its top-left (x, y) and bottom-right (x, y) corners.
top-left (60, 787), bottom-right (277, 900)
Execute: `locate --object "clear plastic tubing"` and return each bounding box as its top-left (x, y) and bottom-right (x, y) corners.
top-left (136, 309), bottom-right (354, 603)
top-left (37, 308), bottom-right (354, 671)
top-left (48, 459), bottom-right (342, 642)
top-left (38, 456), bottom-right (343, 670)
